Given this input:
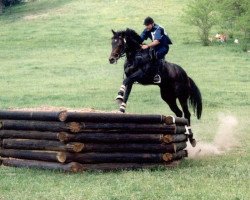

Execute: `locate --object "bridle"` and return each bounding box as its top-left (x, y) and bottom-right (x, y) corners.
top-left (110, 34), bottom-right (142, 63)
top-left (111, 37), bottom-right (127, 62)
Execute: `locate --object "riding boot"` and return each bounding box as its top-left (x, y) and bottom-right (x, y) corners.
top-left (153, 59), bottom-right (163, 84)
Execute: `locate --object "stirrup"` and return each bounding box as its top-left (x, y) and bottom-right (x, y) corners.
top-left (153, 74), bottom-right (161, 84)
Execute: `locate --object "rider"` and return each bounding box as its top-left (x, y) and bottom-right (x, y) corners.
top-left (140, 17), bottom-right (172, 83)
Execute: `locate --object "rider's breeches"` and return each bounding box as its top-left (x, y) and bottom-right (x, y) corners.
top-left (123, 69), bottom-right (144, 86)
top-left (155, 45), bottom-right (169, 59)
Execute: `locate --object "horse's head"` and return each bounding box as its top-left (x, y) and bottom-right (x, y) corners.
top-left (109, 30), bottom-right (126, 64)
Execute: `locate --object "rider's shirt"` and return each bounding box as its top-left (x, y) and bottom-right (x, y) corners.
top-left (140, 24), bottom-right (172, 48)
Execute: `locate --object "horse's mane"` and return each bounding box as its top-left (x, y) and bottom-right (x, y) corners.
top-left (115, 28), bottom-right (142, 45)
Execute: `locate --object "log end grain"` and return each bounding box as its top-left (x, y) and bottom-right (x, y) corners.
top-left (162, 135), bottom-right (173, 143)
top-left (58, 132), bottom-right (69, 142)
top-left (56, 152), bottom-right (67, 163)
top-left (162, 153), bottom-right (173, 162)
top-left (68, 122), bottom-right (83, 133)
top-left (58, 111), bottom-right (68, 122)
top-left (66, 142), bottom-right (85, 153)
top-left (163, 116), bottom-right (174, 124)
top-left (70, 162), bottom-right (84, 172)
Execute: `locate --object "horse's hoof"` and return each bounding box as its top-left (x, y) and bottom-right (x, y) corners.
top-left (190, 139), bottom-right (197, 147)
top-left (119, 108), bottom-right (125, 113)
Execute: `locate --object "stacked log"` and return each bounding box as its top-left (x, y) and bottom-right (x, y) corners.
top-left (0, 110), bottom-right (190, 172)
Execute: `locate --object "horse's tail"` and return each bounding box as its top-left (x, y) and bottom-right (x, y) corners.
top-left (188, 77), bottom-right (202, 119)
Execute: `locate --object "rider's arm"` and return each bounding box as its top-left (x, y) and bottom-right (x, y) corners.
top-left (140, 29), bottom-right (148, 43)
top-left (142, 28), bottom-right (161, 49)
top-left (147, 40), bottom-right (160, 47)
top-left (141, 40), bottom-right (160, 49)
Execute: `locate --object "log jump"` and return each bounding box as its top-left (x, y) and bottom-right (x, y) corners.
top-left (0, 110), bottom-right (192, 172)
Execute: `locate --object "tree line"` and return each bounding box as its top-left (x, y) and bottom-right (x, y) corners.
top-left (0, 0), bottom-right (22, 14)
top-left (183, 0), bottom-right (249, 50)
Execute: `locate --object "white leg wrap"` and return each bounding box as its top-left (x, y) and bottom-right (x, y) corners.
top-left (119, 102), bottom-right (126, 113)
top-left (120, 102), bottom-right (126, 108)
top-left (119, 85), bottom-right (126, 93)
top-left (185, 125), bottom-right (192, 135)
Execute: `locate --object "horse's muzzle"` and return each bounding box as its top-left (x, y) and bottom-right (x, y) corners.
top-left (109, 57), bottom-right (116, 64)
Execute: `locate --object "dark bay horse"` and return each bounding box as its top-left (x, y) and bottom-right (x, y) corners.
top-left (109, 28), bottom-right (202, 146)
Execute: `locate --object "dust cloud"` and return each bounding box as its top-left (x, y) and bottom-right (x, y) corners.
top-left (187, 114), bottom-right (239, 158)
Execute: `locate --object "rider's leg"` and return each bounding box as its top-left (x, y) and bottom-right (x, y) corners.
top-left (153, 46), bottom-right (169, 84)
top-left (156, 46), bottom-right (169, 60)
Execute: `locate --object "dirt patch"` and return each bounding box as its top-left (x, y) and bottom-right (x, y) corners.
top-left (8, 106), bottom-right (119, 113)
top-left (23, 7), bottom-right (70, 21)
top-left (23, 13), bottom-right (49, 20)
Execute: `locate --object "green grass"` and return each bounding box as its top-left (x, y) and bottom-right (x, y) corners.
top-left (0, 0), bottom-right (249, 199)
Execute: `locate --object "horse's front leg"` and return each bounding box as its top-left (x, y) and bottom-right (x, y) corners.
top-left (115, 68), bottom-right (144, 112)
top-left (119, 83), bottom-right (133, 113)
top-left (115, 67), bottom-right (142, 103)
top-left (116, 84), bottom-right (126, 105)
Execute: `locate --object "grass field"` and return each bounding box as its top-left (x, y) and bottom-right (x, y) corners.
top-left (0, 0), bottom-right (249, 199)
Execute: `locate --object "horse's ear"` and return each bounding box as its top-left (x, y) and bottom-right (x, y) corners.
top-left (111, 29), bottom-right (116, 36)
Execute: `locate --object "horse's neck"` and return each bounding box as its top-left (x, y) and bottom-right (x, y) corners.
top-left (125, 49), bottom-right (138, 61)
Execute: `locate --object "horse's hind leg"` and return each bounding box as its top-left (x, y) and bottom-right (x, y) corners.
top-left (179, 96), bottom-right (196, 147)
top-left (160, 88), bottom-right (183, 117)
top-left (178, 96), bottom-right (191, 124)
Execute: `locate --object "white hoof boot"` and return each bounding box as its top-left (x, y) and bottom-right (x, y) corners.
top-left (119, 102), bottom-right (126, 113)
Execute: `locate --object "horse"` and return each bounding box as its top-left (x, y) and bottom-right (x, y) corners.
top-left (109, 28), bottom-right (202, 146)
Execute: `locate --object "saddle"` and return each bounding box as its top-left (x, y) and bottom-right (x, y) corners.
top-left (124, 49), bottom-right (164, 76)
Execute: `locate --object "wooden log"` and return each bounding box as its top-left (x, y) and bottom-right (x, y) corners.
top-left (58, 132), bottom-right (188, 144)
top-left (0, 130), bottom-right (60, 140)
top-left (0, 120), bottom-right (186, 134)
top-left (65, 112), bottom-right (165, 124)
top-left (0, 120), bottom-right (77, 133)
top-left (164, 116), bottom-right (189, 125)
top-left (73, 142), bottom-right (186, 153)
top-left (162, 150), bottom-right (188, 162)
top-left (2, 139), bottom-right (84, 153)
top-left (162, 134), bottom-right (188, 143)
top-left (65, 150), bottom-right (187, 163)
top-left (81, 123), bottom-right (176, 132)
top-left (0, 110), bottom-right (67, 122)
top-left (75, 161), bottom-right (181, 171)
top-left (75, 162), bottom-right (181, 171)
top-left (70, 122), bottom-right (184, 134)
top-left (64, 112), bottom-right (188, 125)
top-left (2, 158), bottom-right (82, 172)
top-left (1, 158), bottom-right (181, 172)
top-left (2, 139), bottom-right (186, 153)
top-left (0, 149), bottom-right (66, 163)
